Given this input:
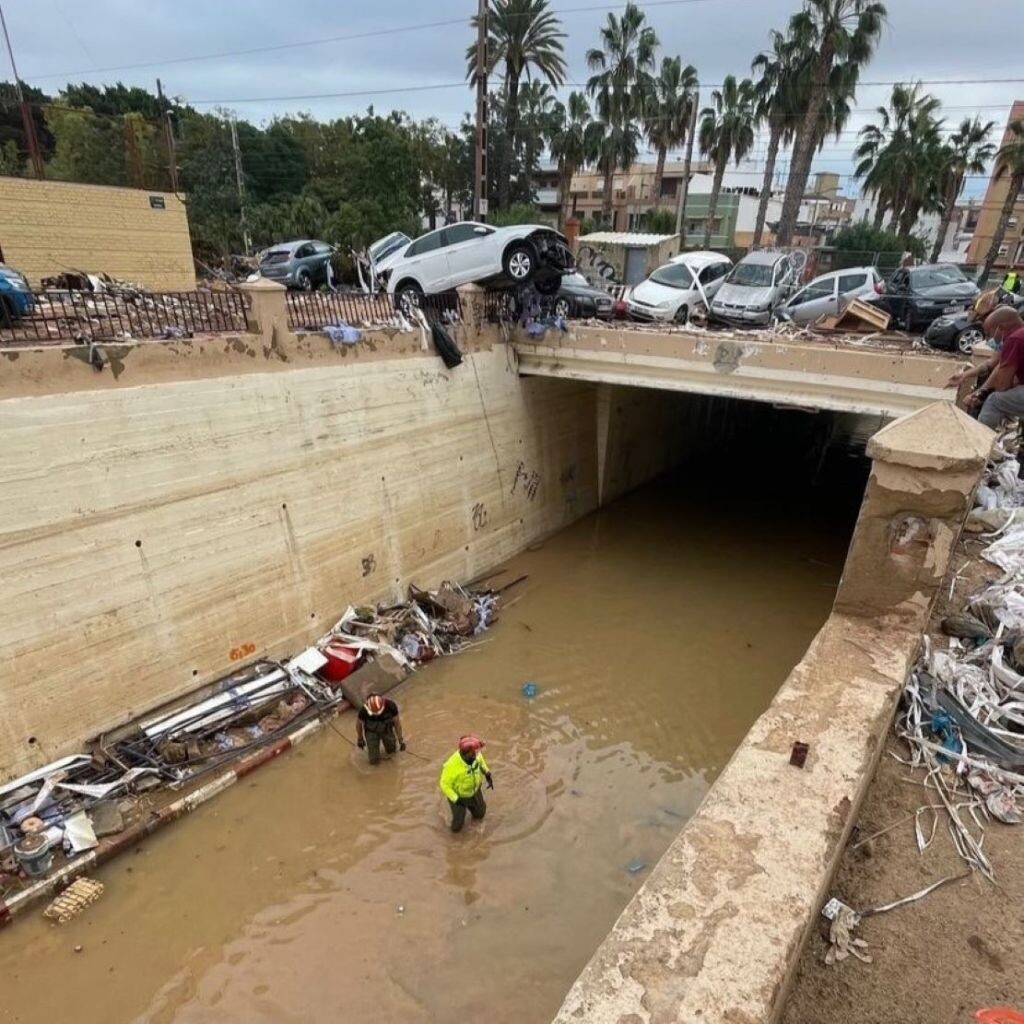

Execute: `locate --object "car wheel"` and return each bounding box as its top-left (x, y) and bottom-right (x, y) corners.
top-left (503, 242), bottom-right (537, 284)
top-left (553, 297), bottom-right (571, 318)
top-left (297, 269), bottom-right (313, 292)
top-left (673, 304), bottom-right (689, 325)
top-left (395, 282), bottom-right (424, 316)
top-left (901, 307), bottom-right (914, 333)
top-left (956, 326), bottom-right (985, 355)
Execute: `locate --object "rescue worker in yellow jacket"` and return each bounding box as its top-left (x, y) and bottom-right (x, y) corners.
top-left (439, 735), bottom-right (493, 833)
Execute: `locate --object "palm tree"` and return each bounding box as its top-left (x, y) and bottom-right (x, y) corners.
top-left (644, 56), bottom-right (699, 208)
top-left (586, 1), bottom-right (659, 225)
top-left (751, 30), bottom-right (802, 247)
top-left (980, 119), bottom-right (1024, 285)
top-left (775, 0), bottom-right (887, 246)
top-left (930, 117), bottom-right (995, 262)
top-left (550, 91), bottom-right (599, 230)
top-left (466, 0), bottom-right (567, 211)
top-left (698, 75), bottom-right (758, 248)
top-left (517, 80), bottom-right (560, 198)
top-left (854, 83), bottom-right (941, 235)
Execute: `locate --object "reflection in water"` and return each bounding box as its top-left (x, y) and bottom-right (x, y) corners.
top-left (0, 410), bottom-right (868, 1024)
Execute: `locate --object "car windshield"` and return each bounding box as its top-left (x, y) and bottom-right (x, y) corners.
top-left (910, 265), bottom-right (968, 288)
top-left (728, 261), bottom-right (774, 287)
top-left (649, 263), bottom-right (693, 289)
top-left (564, 273), bottom-right (590, 287)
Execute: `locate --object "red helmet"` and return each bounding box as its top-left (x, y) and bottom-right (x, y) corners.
top-left (364, 694), bottom-right (386, 716)
top-left (458, 734), bottom-right (484, 755)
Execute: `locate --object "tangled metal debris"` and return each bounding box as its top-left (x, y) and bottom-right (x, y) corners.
top-left (0, 576), bottom-right (513, 908)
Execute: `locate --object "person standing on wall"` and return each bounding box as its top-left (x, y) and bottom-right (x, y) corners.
top-left (356, 693), bottom-right (406, 765)
top-left (439, 735), bottom-right (493, 833)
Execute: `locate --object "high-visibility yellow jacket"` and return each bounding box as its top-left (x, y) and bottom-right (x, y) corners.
top-left (439, 750), bottom-right (490, 801)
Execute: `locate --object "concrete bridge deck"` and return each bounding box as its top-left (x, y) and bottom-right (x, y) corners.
top-left (514, 324), bottom-right (965, 419)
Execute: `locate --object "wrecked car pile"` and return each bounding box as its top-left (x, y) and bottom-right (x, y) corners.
top-left (0, 577), bottom-right (509, 922)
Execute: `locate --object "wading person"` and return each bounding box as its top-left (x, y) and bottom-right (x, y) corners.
top-left (439, 735), bottom-right (493, 833)
top-left (356, 693), bottom-right (405, 765)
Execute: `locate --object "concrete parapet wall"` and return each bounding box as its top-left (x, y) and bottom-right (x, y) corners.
top-left (553, 402), bottom-right (992, 1024)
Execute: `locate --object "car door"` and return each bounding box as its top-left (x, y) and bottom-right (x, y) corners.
top-left (783, 274), bottom-right (839, 325)
top-left (400, 229), bottom-right (449, 292)
top-left (698, 260), bottom-right (731, 302)
top-left (886, 270), bottom-right (909, 321)
top-left (311, 241), bottom-right (333, 285)
top-left (443, 223), bottom-right (493, 286)
top-left (837, 270), bottom-right (871, 308)
top-left (293, 242), bottom-right (314, 277)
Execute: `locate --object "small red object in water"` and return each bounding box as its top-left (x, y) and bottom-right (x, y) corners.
top-left (976, 1011), bottom-right (1024, 1024)
top-left (318, 642), bottom-right (361, 684)
top-left (790, 742), bottom-right (809, 768)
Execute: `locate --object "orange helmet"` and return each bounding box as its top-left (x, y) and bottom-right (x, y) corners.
top-left (458, 735), bottom-right (484, 754)
top-left (364, 694), bottom-right (386, 716)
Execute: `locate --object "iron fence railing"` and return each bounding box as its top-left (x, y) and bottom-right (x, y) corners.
top-left (0, 289), bottom-right (249, 345)
top-left (286, 290), bottom-right (461, 331)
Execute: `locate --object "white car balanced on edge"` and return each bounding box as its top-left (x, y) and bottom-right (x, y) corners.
top-left (366, 221), bottom-right (575, 311)
top-left (626, 251), bottom-right (733, 324)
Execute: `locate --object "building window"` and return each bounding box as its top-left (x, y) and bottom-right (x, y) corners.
top-left (660, 178), bottom-right (679, 198)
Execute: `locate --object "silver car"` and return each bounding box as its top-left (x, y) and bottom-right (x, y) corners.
top-left (778, 266), bottom-right (886, 326)
top-left (710, 250), bottom-right (800, 326)
top-left (258, 239), bottom-right (335, 291)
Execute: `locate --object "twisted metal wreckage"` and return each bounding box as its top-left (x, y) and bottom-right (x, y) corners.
top-left (825, 432), bottom-right (1024, 965)
top-left (0, 577), bottom-right (511, 923)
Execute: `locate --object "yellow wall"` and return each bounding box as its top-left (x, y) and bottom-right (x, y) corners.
top-left (0, 177), bottom-right (195, 290)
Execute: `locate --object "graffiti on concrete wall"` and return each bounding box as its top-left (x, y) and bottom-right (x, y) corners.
top-left (576, 245), bottom-right (622, 286)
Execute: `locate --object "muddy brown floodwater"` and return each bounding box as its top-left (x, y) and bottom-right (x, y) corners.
top-left (0, 438), bottom-right (866, 1024)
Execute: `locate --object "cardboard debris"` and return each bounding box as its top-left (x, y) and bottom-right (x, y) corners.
top-left (818, 298), bottom-right (892, 333)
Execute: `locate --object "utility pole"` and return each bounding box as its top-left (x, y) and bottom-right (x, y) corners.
top-left (675, 84), bottom-right (699, 245)
top-left (473, 0), bottom-right (488, 222)
top-left (0, 2), bottom-right (43, 179)
top-left (229, 117), bottom-right (251, 256)
top-left (156, 78), bottom-right (179, 193)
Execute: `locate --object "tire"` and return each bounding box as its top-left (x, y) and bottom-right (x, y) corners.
top-left (0, 295), bottom-right (15, 327)
top-left (395, 281), bottom-right (424, 316)
top-left (901, 307), bottom-right (915, 333)
top-left (502, 242), bottom-right (537, 284)
top-left (673, 304), bottom-right (689, 325)
top-left (534, 272), bottom-right (560, 296)
top-left (553, 297), bottom-right (572, 318)
top-left (956, 326), bottom-right (985, 355)
top-left (297, 269), bottom-right (313, 292)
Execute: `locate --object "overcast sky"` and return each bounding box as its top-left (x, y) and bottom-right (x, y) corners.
top-left (5, 0), bottom-right (1017, 197)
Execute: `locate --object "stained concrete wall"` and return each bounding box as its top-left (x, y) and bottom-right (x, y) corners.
top-left (0, 297), bottom-right (696, 781)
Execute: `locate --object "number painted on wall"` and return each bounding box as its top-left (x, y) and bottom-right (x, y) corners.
top-left (229, 642), bottom-right (256, 661)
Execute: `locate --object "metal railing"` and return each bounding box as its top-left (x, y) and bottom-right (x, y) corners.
top-left (286, 290), bottom-right (461, 331)
top-left (0, 289), bottom-right (249, 345)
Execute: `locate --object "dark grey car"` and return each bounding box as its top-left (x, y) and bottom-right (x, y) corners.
top-left (258, 239), bottom-right (334, 290)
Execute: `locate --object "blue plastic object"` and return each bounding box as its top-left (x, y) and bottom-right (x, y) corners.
top-left (521, 681), bottom-right (538, 699)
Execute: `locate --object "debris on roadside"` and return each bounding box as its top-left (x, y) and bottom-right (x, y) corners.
top-left (43, 878), bottom-right (104, 924)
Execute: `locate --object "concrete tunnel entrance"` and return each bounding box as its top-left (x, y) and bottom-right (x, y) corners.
top-left (0, 378), bottom-right (877, 1023)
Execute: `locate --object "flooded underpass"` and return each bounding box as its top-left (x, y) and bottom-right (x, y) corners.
top-left (0, 403), bottom-right (874, 1024)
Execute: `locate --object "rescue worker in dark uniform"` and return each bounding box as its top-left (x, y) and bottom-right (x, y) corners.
top-left (356, 693), bottom-right (405, 765)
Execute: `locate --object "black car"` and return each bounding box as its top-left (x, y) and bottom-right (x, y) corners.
top-left (924, 292), bottom-right (1024, 353)
top-left (549, 272), bottom-right (615, 320)
top-left (880, 264), bottom-right (979, 332)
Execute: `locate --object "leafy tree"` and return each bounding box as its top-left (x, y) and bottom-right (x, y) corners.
top-left (979, 119), bottom-right (1024, 284)
top-left (0, 81), bottom-right (55, 166)
top-left (587, 1), bottom-right (659, 223)
top-left (775, 0), bottom-right (887, 245)
top-left (517, 80), bottom-right (560, 200)
top-left (644, 56), bottom-right (698, 207)
top-left (489, 202), bottom-right (547, 226)
top-left (833, 222), bottom-right (924, 262)
top-left (643, 207), bottom-right (677, 233)
top-left (698, 75), bottom-right (757, 247)
top-left (466, 0), bottom-right (567, 211)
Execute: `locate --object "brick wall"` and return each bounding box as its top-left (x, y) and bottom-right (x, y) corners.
top-left (0, 176), bottom-right (196, 290)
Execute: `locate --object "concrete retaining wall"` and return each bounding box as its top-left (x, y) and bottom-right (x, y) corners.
top-left (0, 288), bottom-right (694, 781)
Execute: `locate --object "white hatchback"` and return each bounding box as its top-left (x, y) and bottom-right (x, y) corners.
top-left (627, 251), bottom-right (733, 324)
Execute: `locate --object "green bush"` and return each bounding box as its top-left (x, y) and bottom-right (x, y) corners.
top-left (488, 203), bottom-right (549, 227)
top-left (643, 208), bottom-right (677, 234)
top-left (833, 223), bottom-right (926, 262)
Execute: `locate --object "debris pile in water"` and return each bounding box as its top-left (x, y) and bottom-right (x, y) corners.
top-left (0, 576), bottom-right (513, 909)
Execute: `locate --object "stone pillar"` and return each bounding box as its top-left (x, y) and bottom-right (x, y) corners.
top-left (564, 216), bottom-right (581, 250)
top-left (238, 278), bottom-right (288, 338)
top-left (835, 401), bottom-right (993, 621)
top-left (456, 282), bottom-right (486, 335)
